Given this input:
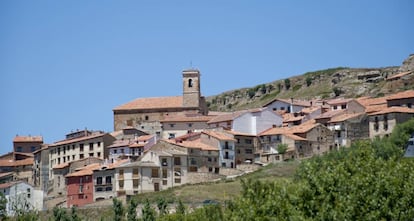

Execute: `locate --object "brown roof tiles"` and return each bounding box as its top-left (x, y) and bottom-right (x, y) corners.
top-left (13, 136), bottom-right (43, 143)
top-left (386, 90), bottom-right (414, 101)
top-left (113, 96), bottom-right (183, 111)
top-left (368, 106), bottom-right (414, 116)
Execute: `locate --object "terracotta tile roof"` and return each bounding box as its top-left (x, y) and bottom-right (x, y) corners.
top-left (259, 127), bottom-right (290, 136)
top-left (161, 115), bottom-right (213, 123)
top-left (0, 172), bottom-right (14, 178)
top-left (289, 122), bottom-right (319, 134)
top-left (174, 132), bottom-right (202, 141)
top-left (315, 109), bottom-right (346, 119)
top-left (137, 135), bottom-right (155, 142)
top-left (284, 133), bottom-right (307, 141)
top-left (0, 158), bottom-right (33, 167)
top-left (224, 130), bottom-right (256, 136)
top-left (0, 181), bottom-right (23, 189)
top-left (174, 139), bottom-right (218, 151)
top-left (300, 106), bottom-right (321, 114)
top-left (386, 90), bottom-right (414, 101)
top-left (207, 111), bottom-right (246, 124)
top-left (13, 136), bottom-right (43, 143)
top-left (283, 113), bottom-right (305, 123)
top-left (129, 143), bottom-right (145, 148)
top-left (326, 98), bottom-right (353, 105)
top-left (365, 104), bottom-right (388, 113)
top-left (107, 139), bottom-right (131, 148)
top-left (50, 133), bottom-right (106, 147)
top-left (66, 163), bottom-right (101, 177)
top-left (202, 130), bottom-right (236, 141)
top-left (357, 96), bottom-right (387, 107)
top-left (113, 96), bottom-right (183, 111)
top-left (328, 113), bottom-right (364, 123)
top-left (387, 71), bottom-right (413, 80)
top-left (53, 162), bottom-right (69, 169)
top-left (368, 106), bottom-right (414, 116)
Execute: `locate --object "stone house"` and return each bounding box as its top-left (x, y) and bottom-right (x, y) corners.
top-left (32, 144), bottom-right (49, 193)
top-left (327, 113), bottom-right (369, 148)
top-left (48, 129), bottom-right (115, 181)
top-left (200, 130), bottom-right (237, 168)
top-left (113, 69), bottom-right (208, 136)
top-left (0, 156), bottom-right (33, 184)
top-left (92, 159), bottom-right (128, 202)
top-left (107, 134), bottom-right (156, 162)
top-left (160, 114), bottom-right (214, 139)
top-left (368, 106), bottom-right (414, 139)
top-left (114, 141), bottom-right (188, 195)
top-left (66, 163), bottom-right (101, 207)
top-left (13, 135), bottom-right (43, 153)
top-left (386, 90), bottom-right (414, 108)
top-left (224, 130), bottom-right (257, 165)
top-left (0, 181), bottom-right (44, 216)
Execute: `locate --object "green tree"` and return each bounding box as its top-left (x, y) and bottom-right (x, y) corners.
top-left (0, 192), bottom-right (7, 220)
top-left (113, 198), bottom-right (125, 221)
top-left (157, 197), bottom-right (168, 217)
top-left (70, 206), bottom-right (81, 221)
top-left (127, 198), bottom-right (138, 221)
top-left (277, 143), bottom-right (288, 155)
top-left (284, 78), bottom-right (291, 90)
top-left (305, 76), bottom-right (312, 87)
top-left (333, 87), bottom-right (342, 97)
top-left (176, 199), bottom-right (186, 216)
top-left (53, 207), bottom-right (70, 221)
top-left (142, 199), bottom-right (155, 221)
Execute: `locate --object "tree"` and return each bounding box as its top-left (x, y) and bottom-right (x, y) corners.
top-left (306, 76), bottom-right (312, 87)
top-left (176, 199), bottom-right (186, 216)
top-left (0, 192), bottom-right (7, 220)
top-left (71, 206), bottom-right (82, 221)
top-left (284, 78), bottom-right (291, 90)
top-left (127, 198), bottom-right (138, 221)
top-left (157, 197), bottom-right (168, 217)
top-left (333, 87), bottom-right (342, 97)
top-left (141, 199), bottom-right (155, 221)
top-left (53, 207), bottom-right (70, 221)
top-left (277, 143), bottom-right (288, 155)
top-left (113, 198), bottom-right (125, 221)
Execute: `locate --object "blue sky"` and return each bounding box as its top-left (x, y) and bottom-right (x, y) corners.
top-left (1, 1), bottom-right (413, 154)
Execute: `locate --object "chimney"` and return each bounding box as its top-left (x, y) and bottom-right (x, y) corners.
top-left (290, 98), bottom-right (294, 113)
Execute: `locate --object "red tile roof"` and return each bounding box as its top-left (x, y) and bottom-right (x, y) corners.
top-left (170, 139), bottom-right (218, 151)
top-left (328, 113), bottom-right (364, 123)
top-left (13, 136), bottom-right (43, 143)
top-left (386, 90), bottom-right (414, 101)
top-left (202, 130), bottom-right (236, 141)
top-left (160, 115), bottom-right (214, 123)
top-left (66, 163), bottom-right (101, 177)
top-left (387, 71), bottom-right (413, 80)
top-left (315, 109), bottom-right (346, 119)
top-left (0, 158), bottom-right (33, 167)
top-left (326, 98), bottom-right (353, 105)
top-left (368, 106), bottom-right (414, 116)
top-left (53, 162), bottom-right (69, 169)
top-left (113, 96), bottom-right (183, 111)
top-left (50, 133), bottom-right (105, 147)
top-left (207, 111), bottom-right (246, 124)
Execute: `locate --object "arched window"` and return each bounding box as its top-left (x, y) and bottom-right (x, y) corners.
top-left (188, 79), bottom-right (193, 87)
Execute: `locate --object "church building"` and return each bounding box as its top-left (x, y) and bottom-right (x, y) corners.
top-left (113, 69), bottom-right (208, 137)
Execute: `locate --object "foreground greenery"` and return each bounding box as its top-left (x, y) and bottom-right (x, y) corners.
top-left (3, 118), bottom-right (414, 220)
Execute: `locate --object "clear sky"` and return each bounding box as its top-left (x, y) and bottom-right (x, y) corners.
top-left (1, 1), bottom-right (413, 154)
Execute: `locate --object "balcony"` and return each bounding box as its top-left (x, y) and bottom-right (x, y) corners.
top-left (223, 145), bottom-right (233, 150)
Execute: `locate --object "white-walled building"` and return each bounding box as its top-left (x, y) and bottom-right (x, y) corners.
top-left (0, 181), bottom-right (43, 216)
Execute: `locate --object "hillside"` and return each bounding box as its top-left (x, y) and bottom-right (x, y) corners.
top-left (206, 54), bottom-right (414, 111)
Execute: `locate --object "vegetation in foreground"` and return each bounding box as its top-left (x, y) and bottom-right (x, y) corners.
top-left (3, 118), bottom-right (414, 220)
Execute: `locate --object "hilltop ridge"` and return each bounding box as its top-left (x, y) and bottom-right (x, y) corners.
top-left (206, 54), bottom-right (414, 111)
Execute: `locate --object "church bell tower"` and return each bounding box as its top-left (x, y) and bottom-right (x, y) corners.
top-left (182, 69), bottom-right (201, 108)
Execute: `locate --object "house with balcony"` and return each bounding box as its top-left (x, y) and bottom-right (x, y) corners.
top-left (114, 141), bottom-right (188, 195)
top-left (368, 106), bottom-right (414, 139)
top-left (107, 135), bottom-right (156, 162)
top-left (200, 130), bottom-right (236, 168)
top-left (160, 114), bottom-right (215, 139)
top-left (66, 163), bottom-right (101, 207)
top-left (92, 159), bottom-right (128, 202)
top-left (327, 112), bottom-right (369, 148)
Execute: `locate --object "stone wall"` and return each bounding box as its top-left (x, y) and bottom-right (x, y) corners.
top-left (186, 172), bottom-right (223, 184)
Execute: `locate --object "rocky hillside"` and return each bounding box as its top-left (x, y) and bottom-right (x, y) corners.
top-left (206, 54), bottom-right (414, 111)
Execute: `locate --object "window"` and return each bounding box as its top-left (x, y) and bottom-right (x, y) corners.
top-left (162, 180), bottom-right (167, 185)
top-left (174, 157), bottom-right (181, 165)
top-left (89, 143), bottom-right (94, 151)
top-left (27, 188), bottom-right (31, 198)
top-left (175, 178), bottom-right (181, 184)
top-left (237, 138), bottom-right (240, 143)
top-left (161, 158), bottom-right (168, 166)
top-left (105, 186), bottom-right (112, 191)
top-left (72, 155), bottom-right (75, 160)
top-left (57, 148), bottom-right (61, 155)
top-left (245, 149), bottom-right (253, 154)
top-left (72, 145), bottom-right (75, 150)
top-left (151, 168), bottom-right (159, 178)
top-left (133, 179), bottom-right (139, 188)
top-left (106, 176), bottom-right (112, 184)
top-left (127, 120), bottom-right (133, 126)
top-left (188, 123), bottom-right (192, 127)
top-left (188, 79), bottom-right (193, 87)
top-left (89, 153), bottom-right (94, 157)
top-left (190, 158), bottom-right (196, 165)
top-left (119, 170), bottom-right (124, 178)
top-left (97, 142), bottom-right (101, 147)
top-left (341, 104), bottom-right (347, 109)
top-left (119, 180), bottom-right (124, 189)
top-left (145, 116), bottom-right (149, 121)
top-left (245, 139), bottom-right (252, 144)
top-left (114, 149), bottom-right (117, 154)
top-left (174, 168), bottom-right (181, 176)
top-left (97, 152), bottom-right (101, 158)
top-left (168, 133), bottom-right (175, 139)
top-left (79, 185), bottom-right (83, 193)
top-left (31, 146), bottom-right (36, 152)
top-left (162, 169), bottom-right (167, 178)
top-left (80, 144), bottom-right (84, 152)
top-left (96, 177), bottom-right (103, 185)
top-left (208, 157), bottom-right (212, 162)
top-left (96, 187), bottom-right (103, 192)
top-left (133, 168), bottom-right (139, 178)
top-left (169, 124), bottom-right (175, 128)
